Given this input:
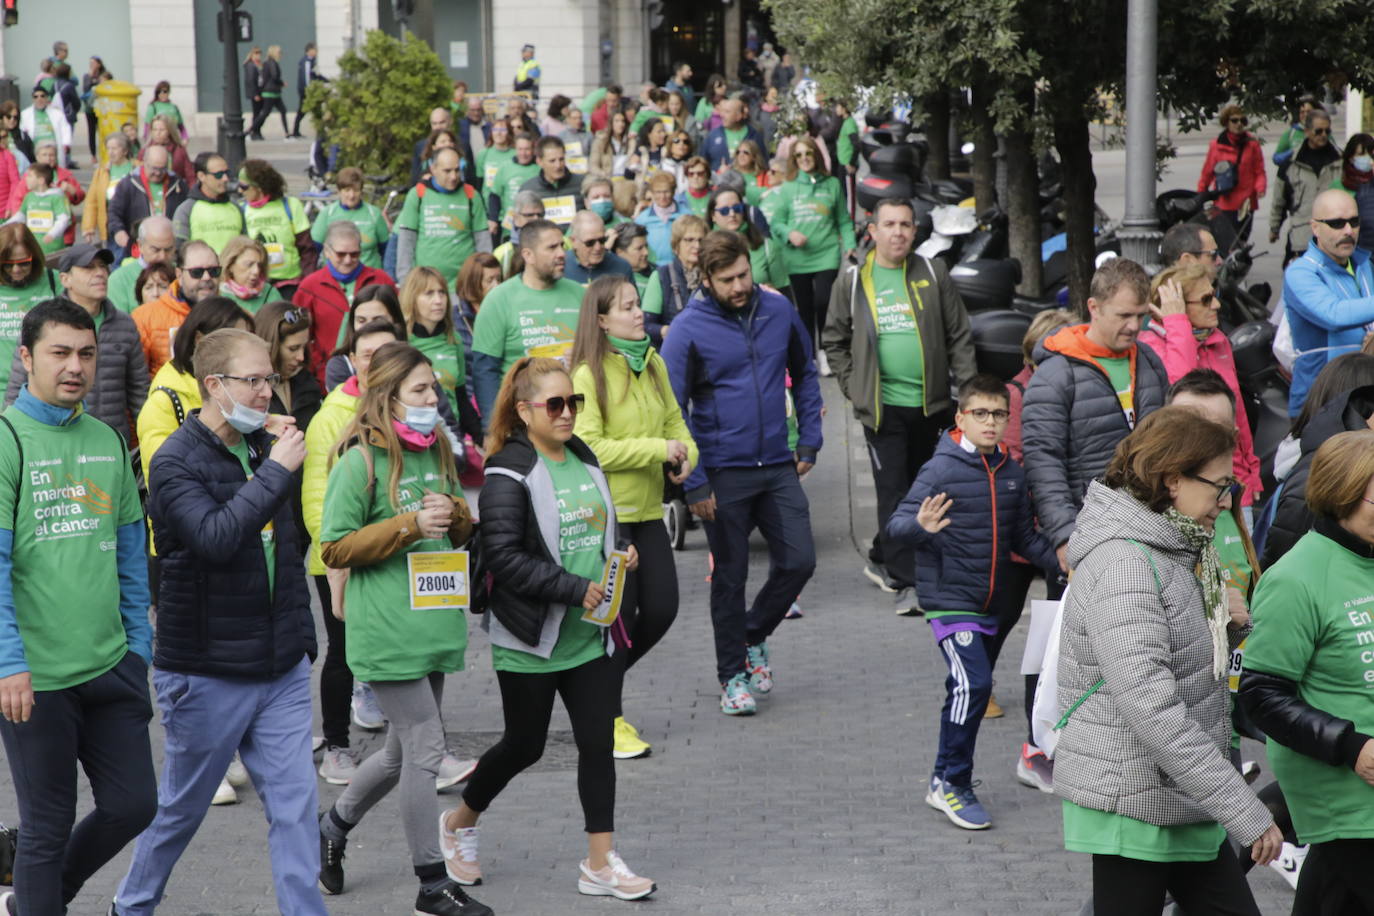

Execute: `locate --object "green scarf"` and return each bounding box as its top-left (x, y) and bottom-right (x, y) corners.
top-left (609, 334), bottom-right (650, 373)
top-left (1162, 506), bottom-right (1230, 680)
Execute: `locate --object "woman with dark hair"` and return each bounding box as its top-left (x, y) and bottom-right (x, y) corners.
top-left (239, 158), bottom-right (315, 292)
top-left (439, 356), bottom-right (655, 901)
top-left (135, 261), bottom-right (177, 307)
top-left (0, 107), bottom-right (22, 215)
top-left (1242, 429), bottom-right (1374, 914)
top-left (418, 128), bottom-right (461, 182)
top-left (706, 186), bottom-right (788, 295)
top-left (542, 94), bottom-right (572, 138)
top-left (400, 266), bottom-right (481, 441)
top-left (1333, 131), bottom-right (1374, 252)
top-left (633, 117), bottom-right (669, 179)
top-left (82, 57), bottom-right (111, 159)
top-left (1198, 104), bottom-right (1267, 234)
top-left (326, 285), bottom-right (407, 390)
top-left (0, 223), bottom-right (57, 392)
top-left (590, 110), bottom-right (633, 179)
top-left (1057, 405), bottom-right (1281, 913)
top-left (612, 222), bottom-right (651, 299)
top-left (570, 276), bottom-right (696, 760)
top-left (143, 80), bottom-right (187, 141)
top-left (1271, 352), bottom-right (1374, 482)
top-left (0, 101), bottom-right (33, 170)
top-left (454, 252), bottom-right (502, 370)
top-left (255, 301), bottom-right (322, 431)
top-left (694, 74), bottom-right (728, 131)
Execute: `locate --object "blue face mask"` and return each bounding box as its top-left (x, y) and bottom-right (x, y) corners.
top-left (1356, 155), bottom-right (1373, 174)
top-left (399, 402), bottom-right (439, 435)
top-left (589, 199), bottom-right (614, 220)
top-left (214, 385), bottom-right (268, 434)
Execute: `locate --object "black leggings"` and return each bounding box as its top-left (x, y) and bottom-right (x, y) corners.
top-left (788, 268), bottom-right (838, 347)
top-left (1092, 843), bottom-right (1260, 916)
top-left (614, 520), bottom-right (679, 716)
top-left (313, 575), bottom-right (353, 749)
top-left (462, 655), bottom-right (617, 833)
top-left (1292, 838), bottom-right (1374, 916)
top-left (250, 95), bottom-right (289, 137)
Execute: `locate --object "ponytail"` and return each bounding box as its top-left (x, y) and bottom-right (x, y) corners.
top-left (484, 356), bottom-right (569, 455)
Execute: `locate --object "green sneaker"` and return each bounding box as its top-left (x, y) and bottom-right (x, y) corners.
top-left (720, 673), bottom-right (757, 716)
top-left (745, 642), bottom-right (773, 694)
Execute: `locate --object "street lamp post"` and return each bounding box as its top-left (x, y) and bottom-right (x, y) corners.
top-left (219, 0), bottom-right (247, 173)
top-left (1120, 0), bottom-right (1162, 268)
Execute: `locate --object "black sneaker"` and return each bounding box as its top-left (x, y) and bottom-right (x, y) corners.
top-left (319, 817), bottom-right (346, 895)
top-left (415, 879), bottom-right (495, 916)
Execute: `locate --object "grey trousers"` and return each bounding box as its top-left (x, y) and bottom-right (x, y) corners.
top-left (334, 672), bottom-right (447, 867)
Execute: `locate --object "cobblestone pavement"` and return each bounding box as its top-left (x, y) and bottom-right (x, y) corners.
top-left (34, 378), bottom-right (1294, 914)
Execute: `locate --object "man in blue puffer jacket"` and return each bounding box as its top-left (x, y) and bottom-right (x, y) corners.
top-left (1283, 188), bottom-right (1374, 416)
top-left (662, 230), bottom-right (822, 718)
top-left (887, 374), bottom-right (1060, 832)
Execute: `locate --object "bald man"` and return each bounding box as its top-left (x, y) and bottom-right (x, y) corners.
top-left (107, 216), bottom-right (177, 313)
top-left (562, 210), bottom-right (634, 284)
top-left (108, 144), bottom-right (188, 257)
top-left (1283, 188), bottom-right (1374, 414)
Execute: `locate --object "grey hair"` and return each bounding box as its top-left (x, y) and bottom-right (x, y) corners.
top-left (324, 220), bottom-right (362, 247)
top-left (512, 190), bottom-right (545, 214)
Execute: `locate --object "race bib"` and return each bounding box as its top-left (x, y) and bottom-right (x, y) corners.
top-left (265, 241), bottom-right (286, 266)
top-left (543, 195), bottom-right (577, 225)
top-left (407, 550), bottom-right (470, 610)
top-left (528, 341), bottom-right (572, 366)
top-left (1227, 641), bottom-right (1245, 694)
top-left (582, 549), bottom-right (630, 627)
top-left (484, 162), bottom-right (501, 186)
top-left (26, 209), bottom-right (53, 232)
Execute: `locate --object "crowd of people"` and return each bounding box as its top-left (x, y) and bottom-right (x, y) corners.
top-left (0, 37), bottom-right (1369, 916)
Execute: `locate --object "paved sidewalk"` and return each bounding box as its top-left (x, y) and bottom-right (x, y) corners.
top-left (32, 378), bottom-right (1293, 915)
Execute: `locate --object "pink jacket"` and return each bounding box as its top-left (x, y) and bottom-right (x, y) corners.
top-left (1140, 313), bottom-right (1261, 504)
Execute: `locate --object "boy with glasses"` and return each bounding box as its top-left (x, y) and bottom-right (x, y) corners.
top-left (886, 373), bottom-right (1062, 831)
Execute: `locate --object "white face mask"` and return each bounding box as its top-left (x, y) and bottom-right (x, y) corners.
top-left (213, 380), bottom-right (267, 434)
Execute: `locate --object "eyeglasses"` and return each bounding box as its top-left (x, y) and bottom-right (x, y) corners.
top-left (672, 138), bottom-right (690, 145)
top-left (962, 408), bottom-right (1011, 423)
top-left (1185, 293), bottom-right (1216, 307)
top-left (795, 151), bottom-right (815, 159)
top-left (330, 249), bottom-right (362, 260)
top-left (578, 236), bottom-right (607, 247)
top-left (207, 169), bottom-right (230, 179)
top-left (184, 265), bottom-right (222, 279)
top-left (214, 373), bottom-right (281, 391)
top-left (1187, 473), bottom-right (1239, 504)
top-left (524, 394), bottom-right (585, 418)
top-left (1315, 216), bottom-right (1361, 230)
top-left (1311, 127), bottom-right (1330, 136)
top-left (714, 203), bottom-right (746, 216)
top-left (1189, 248), bottom-right (1220, 260)
top-left (687, 170), bottom-right (708, 178)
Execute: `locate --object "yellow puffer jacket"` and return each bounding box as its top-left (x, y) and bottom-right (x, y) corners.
top-left (303, 382), bottom-right (360, 575)
top-left (571, 348), bottom-right (698, 523)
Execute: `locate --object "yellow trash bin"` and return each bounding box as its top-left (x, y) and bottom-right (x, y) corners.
top-left (92, 80), bottom-right (142, 166)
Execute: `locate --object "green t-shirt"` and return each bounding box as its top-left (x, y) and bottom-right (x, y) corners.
top-left (632, 270), bottom-right (650, 301)
top-left (723, 125), bottom-right (748, 158)
top-left (107, 259), bottom-right (142, 313)
top-left (1244, 529), bottom-right (1374, 844)
top-left (187, 199), bottom-right (247, 254)
top-left (0, 407), bottom-right (144, 691)
top-left (148, 181), bottom-right (165, 213)
top-left (243, 197), bottom-right (310, 281)
top-left (0, 270), bottom-right (56, 391)
top-left (144, 99), bottom-right (183, 129)
top-left (490, 160), bottom-right (540, 227)
top-left (1097, 355), bottom-right (1136, 427)
top-left (492, 450), bottom-right (606, 673)
top-left (1062, 800), bottom-right (1226, 862)
top-left (683, 192), bottom-right (710, 220)
top-left (321, 444), bottom-right (468, 682)
top-left (412, 329), bottom-right (466, 406)
top-left (471, 276), bottom-right (584, 371)
top-left (310, 201), bottom-right (391, 270)
top-left (871, 264), bottom-right (924, 408)
top-left (107, 161), bottom-right (134, 198)
top-left (226, 438), bottom-right (275, 597)
top-left (31, 109), bottom-right (55, 147)
top-left (1214, 511), bottom-right (1252, 598)
top-left (21, 189), bottom-right (71, 254)
top-left (395, 184), bottom-right (484, 284)
top-left (477, 146), bottom-right (516, 190)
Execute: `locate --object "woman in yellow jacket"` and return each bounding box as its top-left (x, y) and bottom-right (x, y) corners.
top-left (569, 275), bottom-right (698, 759)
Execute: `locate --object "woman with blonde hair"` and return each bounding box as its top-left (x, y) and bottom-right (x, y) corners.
top-left (145, 113), bottom-right (194, 185)
top-left (218, 235), bottom-right (274, 314)
top-left (400, 266), bottom-right (480, 441)
top-left (438, 356), bottom-right (655, 901)
top-left (249, 45), bottom-right (290, 140)
top-left (317, 341), bottom-right (488, 916)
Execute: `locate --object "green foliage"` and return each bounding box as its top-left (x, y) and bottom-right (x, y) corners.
top-left (304, 30), bottom-right (449, 185)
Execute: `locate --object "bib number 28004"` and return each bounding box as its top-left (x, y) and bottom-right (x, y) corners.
top-left (408, 550), bottom-right (469, 610)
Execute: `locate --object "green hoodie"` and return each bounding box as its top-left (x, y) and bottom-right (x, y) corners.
top-left (762, 171), bottom-right (857, 274)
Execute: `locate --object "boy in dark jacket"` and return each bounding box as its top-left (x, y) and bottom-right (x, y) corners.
top-left (887, 374), bottom-right (1061, 831)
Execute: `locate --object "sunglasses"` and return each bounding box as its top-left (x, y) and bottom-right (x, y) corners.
top-left (184, 265), bottom-right (222, 279)
top-left (1315, 216), bottom-right (1361, 230)
top-left (281, 308), bottom-right (305, 324)
top-left (1, 257), bottom-right (32, 266)
top-left (1185, 293), bottom-right (1216, 307)
top-left (207, 169), bottom-right (231, 179)
top-left (714, 203), bottom-right (746, 216)
top-left (579, 236), bottom-right (607, 247)
top-left (524, 394), bottom-right (585, 418)
top-left (330, 249), bottom-right (362, 259)
top-left (1311, 128), bottom-right (1330, 136)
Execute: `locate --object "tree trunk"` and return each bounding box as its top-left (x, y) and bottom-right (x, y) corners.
top-left (923, 91), bottom-right (950, 180)
top-left (1005, 121), bottom-right (1043, 296)
top-left (1053, 115), bottom-right (1097, 318)
top-left (969, 84), bottom-right (997, 212)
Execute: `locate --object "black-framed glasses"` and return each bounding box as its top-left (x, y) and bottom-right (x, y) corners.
top-left (185, 265), bottom-right (222, 279)
top-left (714, 203), bottom-right (745, 216)
top-left (1315, 216), bottom-right (1361, 230)
top-left (214, 373), bottom-right (281, 391)
top-left (524, 394), bottom-right (585, 418)
top-left (1311, 127), bottom-right (1330, 136)
top-left (1187, 473), bottom-right (1239, 504)
top-left (962, 408), bottom-right (1011, 423)
top-left (578, 236), bottom-right (607, 247)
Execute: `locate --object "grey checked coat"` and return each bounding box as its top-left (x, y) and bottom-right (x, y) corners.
top-left (1054, 481), bottom-right (1272, 845)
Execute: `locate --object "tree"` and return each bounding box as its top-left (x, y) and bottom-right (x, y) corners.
top-left (303, 30), bottom-right (449, 185)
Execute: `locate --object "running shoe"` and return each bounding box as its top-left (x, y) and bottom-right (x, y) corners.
top-left (1016, 742), bottom-right (1054, 793)
top-left (745, 642), bottom-right (772, 694)
top-left (318, 747), bottom-right (357, 786)
top-left (439, 812), bottom-right (482, 885)
top-left (211, 776), bottom-right (237, 806)
top-left (612, 717), bottom-right (652, 759)
top-left (351, 683), bottom-right (385, 731)
top-left (1268, 842), bottom-right (1309, 890)
top-left (926, 777), bottom-right (992, 830)
top-left (720, 673), bottom-right (757, 716)
top-left (437, 753), bottom-right (478, 791)
top-left (225, 753), bottom-right (249, 788)
top-left (577, 850), bottom-right (657, 900)
top-left (894, 586), bottom-right (923, 616)
top-left (1, 891), bottom-right (13, 915)
top-left (414, 878), bottom-right (493, 915)
top-left (784, 602), bottom-right (804, 619)
top-left (862, 563), bottom-right (898, 593)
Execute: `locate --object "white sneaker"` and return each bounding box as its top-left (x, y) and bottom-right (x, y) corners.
top-left (577, 850), bottom-right (656, 900)
top-left (439, 812), bottom-right (482, 885)
top-left (210, 777), bottom-right (237, 806)
top-left (436, 753), bottom-right (477, 791)
top-left (225, 754), bottom-right (249, 788)
top-left (1268, 842), bottom-right (1308, 890)
top-left (816, 350), bottom-right (832, 377)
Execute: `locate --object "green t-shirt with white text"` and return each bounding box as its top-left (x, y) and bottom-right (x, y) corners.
top-left (871, 264), bottom-right (924, 408)
top-left (1097, 355), bottom-right (1136, 427)
top-left (0, 270), bottom-right (56, 391)
top-left (471, 275), bottom-right (584, 371)
top-left (395, 184), bottom-right (484, 284)
top-left (20, 189), bottom-right (71, 254)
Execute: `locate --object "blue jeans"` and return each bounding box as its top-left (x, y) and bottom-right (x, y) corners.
top-left (702, 463), bottom-right (816, 683)
top-left (115, 657), bottom-right (326, 915)
top-left (934, 630), bottom-right (994, 788)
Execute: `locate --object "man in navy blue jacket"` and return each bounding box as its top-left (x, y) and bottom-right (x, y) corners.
top-left (702, 98), bottom-right (765, 174)
top-left (661, 230), bottom-right (822, 717)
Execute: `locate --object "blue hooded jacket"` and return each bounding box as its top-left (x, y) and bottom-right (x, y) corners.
top-left (1282, 239), bottom-right (1374, 416)
top-left (661, 284), bottom-right (823, 500)
top-left (887, 430), bottom-right (1058, 612)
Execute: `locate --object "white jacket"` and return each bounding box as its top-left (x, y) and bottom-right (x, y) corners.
top-left (20, 105), bottom-right (73, 152)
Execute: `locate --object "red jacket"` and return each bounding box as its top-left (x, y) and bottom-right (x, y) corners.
top-left (1003, 364), bottom-right (1034, 465)
top-left (292, 265), bottom-right (395, 387)
top-left (1139, 313), bottom-right (1261, 504)
top-left (0, 150), bottom-right (19, 219)
top-left (1198, 130), bottom-right (1266, 214)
